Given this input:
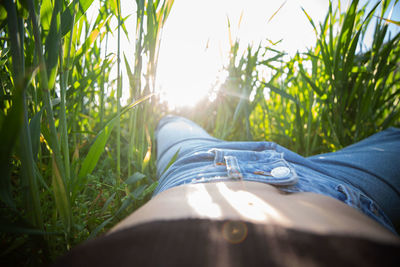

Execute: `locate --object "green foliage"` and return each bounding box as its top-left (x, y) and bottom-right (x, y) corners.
top-left (0, 0), bottom-right (172, 263)
top-left (190, 0), bottom-right (399, 157)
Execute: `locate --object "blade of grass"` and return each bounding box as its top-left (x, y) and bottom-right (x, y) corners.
top-left (19, 100), bottom-right (44, 229)
top-left (61, 0), bottom-right (95, 36)
top-left (77, 94), bottom-right (154, 182)
top-left (263, 82), bottom-right (300, 105)
top-left (27, 0), bottom-right (66, 185)
top-left (160, 148), bottom-right (180, 176)
top-left (45, 0), bottom-right (61, 92)
top-left (267, 1), bottom-right (287, 23)
top-left (52, 154), bottom-right (72, 235)
top-left (116, 0), bottom-right (121, 187)
top-left (0, 0), bottom-right (26, 209)
top-left (141, 125), bottom-right (152, 172)
top-left (59, 0), bottom-right (72, 188)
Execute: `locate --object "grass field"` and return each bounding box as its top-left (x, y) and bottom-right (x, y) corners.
top-left (0, 0), bottom-right (399, 265)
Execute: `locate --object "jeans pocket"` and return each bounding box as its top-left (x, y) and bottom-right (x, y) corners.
top-left (335, 184), bottom-right (397, 234)
top-left (210, 148), bottom-right (298, 185)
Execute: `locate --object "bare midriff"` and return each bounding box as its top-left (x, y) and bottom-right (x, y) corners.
top-left (111, 181), bottom-right (399, 243)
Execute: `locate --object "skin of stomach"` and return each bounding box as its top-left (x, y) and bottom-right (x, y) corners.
top-left (111, 181), bottom-right (399, 243)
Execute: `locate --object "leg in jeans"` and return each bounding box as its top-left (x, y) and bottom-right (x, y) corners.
top-left (156, 115), bottom-right (220, 178)
top-left (154, 115), bottom-right (400, 232)
top-left (308, 127), bottom-right (400, 229)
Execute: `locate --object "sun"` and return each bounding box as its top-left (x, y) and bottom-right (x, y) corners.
top-left (158, 86), bottom-right (207, 110)
top-left (156, 39), bottom-right (222, 109)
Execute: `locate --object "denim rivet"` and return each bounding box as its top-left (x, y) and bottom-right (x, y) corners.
top-left (371, 203), bottom-right (379, 215)
top-left (271, 167), bottom-right (290, 178)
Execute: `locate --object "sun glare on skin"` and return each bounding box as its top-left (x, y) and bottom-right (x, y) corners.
top-left (186, 184), bottom-right (223, 218)
top-left (216, 183), bottom-right (290, 224)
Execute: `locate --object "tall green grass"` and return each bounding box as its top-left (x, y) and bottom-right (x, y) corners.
top-left (191, 0), bottom-right (399, 156)
top-left (0, 0), bottom-right (173, 263)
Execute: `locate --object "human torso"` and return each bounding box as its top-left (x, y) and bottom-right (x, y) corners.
top-left (112, 181), bottom-right (399, 243)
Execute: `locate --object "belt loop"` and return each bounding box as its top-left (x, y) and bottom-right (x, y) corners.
top-left (210, 149), bottom-right (225, 166)
top-left (224, 156), bottom-right (243, 180)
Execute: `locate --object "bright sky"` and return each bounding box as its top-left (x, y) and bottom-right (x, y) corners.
top-left (155, 0), bottom-right (399, 109)
top-left (90, 0), bottom-right (399, 108)
top-left (156, 0), bottom-right (328, 108)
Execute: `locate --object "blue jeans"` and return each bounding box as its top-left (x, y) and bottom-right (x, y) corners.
top-left (154, 115), bottom-right (400, 234)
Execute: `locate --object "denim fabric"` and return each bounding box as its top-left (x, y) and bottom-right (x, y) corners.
top-left (154, 116), bottom-right (400, 234)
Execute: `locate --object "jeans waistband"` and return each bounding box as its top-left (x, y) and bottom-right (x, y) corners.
top-left (153, 140), bottom-right (397, 235)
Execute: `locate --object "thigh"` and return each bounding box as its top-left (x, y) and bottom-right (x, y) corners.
top-left (156, 116), bottom-right (221, 177)
top-left (308, 127), bottom-right (400, 228)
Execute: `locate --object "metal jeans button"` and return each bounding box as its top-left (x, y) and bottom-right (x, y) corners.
top-left (271, 166), bottom-right (290, 178)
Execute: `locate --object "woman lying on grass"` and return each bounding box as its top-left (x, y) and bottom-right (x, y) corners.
top-left (55, 116), bottom-right (400, 267)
